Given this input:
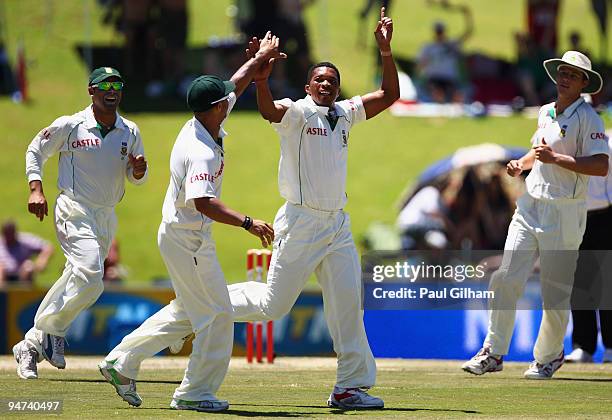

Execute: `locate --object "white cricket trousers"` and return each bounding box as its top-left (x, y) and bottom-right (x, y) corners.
top-left (229, 202), bottom-right (377, 388)
top-left (105, 222), bottom-right (233, 401)
top-left (25, 194), bottom-right (116, 356)
top-left (485, 193), bottom-right (586, 363)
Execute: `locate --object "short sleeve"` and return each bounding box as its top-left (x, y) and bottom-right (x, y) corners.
top-left (581, 112), bottom-right (609, 157)
top-left (184, 155), bottom-right (217, 208)
top-left (338, 96), bottom-right (367, 128)
top-left (271, 98), bottom-right (304, 135)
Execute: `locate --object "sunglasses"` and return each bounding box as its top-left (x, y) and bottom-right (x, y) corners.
top-left (93, 81), bottom-right (124, 91)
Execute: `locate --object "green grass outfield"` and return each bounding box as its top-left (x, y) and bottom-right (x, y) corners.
top-left (1, 356), bottom-right (611, 418)
top-left (1, 1), bottom-right (610, 285)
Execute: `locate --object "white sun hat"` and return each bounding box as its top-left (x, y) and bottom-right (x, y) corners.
top-left (543, 50), bottom-right (603, 95)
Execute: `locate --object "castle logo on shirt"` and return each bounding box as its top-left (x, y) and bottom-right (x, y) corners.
top-left (306, 127), bottom-right (328, 136)
top-left (190, 161), bottom-right (224, 184)
top-left (590, 132), bottom-right (607, 140)
top-left (71, 138), bottom-right (101, 149)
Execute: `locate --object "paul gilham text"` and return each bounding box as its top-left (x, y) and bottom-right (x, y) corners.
top-left (372, 287), bottom-right (494, 300)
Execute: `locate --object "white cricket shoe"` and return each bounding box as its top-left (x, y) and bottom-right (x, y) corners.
top-left (564, 348), bottom-right (593, 363)
top-left (524, 352), bottom-right (564, 379)
top-left (168, 334), bottom-right (193, 354)
top-left (13, 341), bottom-right (38, 380)
top-left (170, 398), bottom-right (229, 412)
top-left (41, 333), bottom-right (65, 369)
top-left (327, 387), bottom-right (384, 409)
top-left (98, 360), bottom-right (142, 407)
top-left (462, 347), bottom-right (503, 375)
top-left (602, 348), bottom-right (612, 363)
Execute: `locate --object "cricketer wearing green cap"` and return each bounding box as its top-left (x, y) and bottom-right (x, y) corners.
top-left (187, 75), bottom-right (235, 113)
top-left (17, 64), bottom-right (147, 382)
top-left (88, 66), bottom-right (124, 85)
top-left (99, 32), bottom-right (286, 412)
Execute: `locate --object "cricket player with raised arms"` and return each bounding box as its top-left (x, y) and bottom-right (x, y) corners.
top-left (228, 7), bottom-right (399, 408)
top-left (97, 34), bottom-right (282, 412)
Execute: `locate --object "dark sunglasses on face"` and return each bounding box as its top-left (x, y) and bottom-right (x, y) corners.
top-left (93, 81), bottom-right (124, 91)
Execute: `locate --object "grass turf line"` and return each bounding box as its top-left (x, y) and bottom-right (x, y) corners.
top-left (1, 356), bottom-right (611, 418)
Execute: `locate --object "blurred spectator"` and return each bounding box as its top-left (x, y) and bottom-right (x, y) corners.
top-left (147, 0), bottom-right (188, 97)
top-left (527, 0), bottom-right (560, 55)
top-left (447, 168), bottom-right (485, 249)
top-left (0, 221), bottom-right (53, 286)
top-left (121, 0), bottom-right (156, 81)
top-left (103, 238), bottom-right (126, 284)
top-left (416, 1), bottom-right (473, 103)
top-left (479, 170), bottom-right (513, 249)
top-left (568, 31), bottom-right (592, 61)
top-left (357, 0), bottom-right (392, 47)
top-left (236, 0), bottom-right (313, 97)
top-left (567, 134), bottom-right (612, 364)
top-left (514, 32), bottom-right (556, 106)
top-left (397, 178), bottom-right (453, 250)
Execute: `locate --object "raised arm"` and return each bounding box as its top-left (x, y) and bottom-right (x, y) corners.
top-left (454, 2), bottom-right (473, 44)
top-left (361, 7), bottom-right (400, 120)
top-left (231, 32), bottom-right (287, 99)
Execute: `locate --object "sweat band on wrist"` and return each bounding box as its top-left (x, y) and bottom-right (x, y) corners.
top-left (380, 50), bottom-right (392, 57)
top-left (241, 215), bottom-right (253, 230)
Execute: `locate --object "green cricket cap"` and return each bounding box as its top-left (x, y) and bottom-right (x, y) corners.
top-left (88, 67), bottom-right (124, 85)
top-left (187, 75), bottom-right (235, 112)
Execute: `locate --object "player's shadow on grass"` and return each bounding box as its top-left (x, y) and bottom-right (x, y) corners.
top-left (136, 407), bottom-right (307, 417)
top-left (48, 378), bottom-right (182, 385)
top-left (327, 407), bottom-right (480, 415)
top-left (554, 377), bottom-right (612, 383)
top-left (233, 403), bottom-right (480, 415)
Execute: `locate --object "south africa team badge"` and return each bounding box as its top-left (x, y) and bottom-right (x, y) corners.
top-left (342, 130), bottom-right (348, 147)
top-left (120, 142), bottom-right (128, 160)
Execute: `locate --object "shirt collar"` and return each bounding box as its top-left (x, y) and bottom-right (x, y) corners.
top-left (555, 96), bottom-right (585, 118)
top-left (84, 105), bottom-right (125, 130)
top-left (305, 95), bottom-right (337, 116)
top-left (192, 117), bottom-right (224, 152)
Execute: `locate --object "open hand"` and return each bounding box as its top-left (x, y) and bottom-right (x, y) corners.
top-left (248, 219), bottom-right (274, 248)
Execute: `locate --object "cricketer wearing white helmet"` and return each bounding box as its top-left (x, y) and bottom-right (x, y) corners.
top-left (227, 7), bottom-right (399, 409)
top-left (13, 67), bottom-right (148, 380)
top-left (97, 34), bottom-right (282, 412)
top-left (462, 51), bottom-right (609, 379)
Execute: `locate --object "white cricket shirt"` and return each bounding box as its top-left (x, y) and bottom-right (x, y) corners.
top-left (161, 93), bottom-right (236, 230)
top-left (586, 133), bottom-right (612, 211)
top-left (526, 97), bottom-right (609, 201)
top-left (25, 105), bottom-right (147, 208)
top-left (272, 95), bottom-right (366, 211)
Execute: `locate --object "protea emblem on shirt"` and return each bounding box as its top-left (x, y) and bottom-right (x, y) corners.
top-left (121, 141), bottom-right (128, 159)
